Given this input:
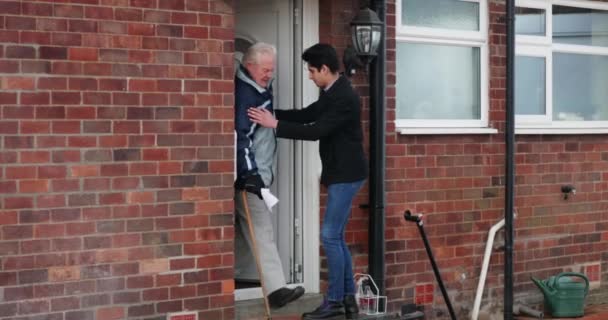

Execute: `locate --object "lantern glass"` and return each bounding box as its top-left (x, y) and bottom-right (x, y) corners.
top-left (354, 25), bottom-right (370, 54)
top-left (351, 24), bottom-right (382, 56)
top-left (370, 25), bottom-right (381, 54)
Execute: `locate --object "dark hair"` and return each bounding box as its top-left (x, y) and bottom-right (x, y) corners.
top-left (302, 43), bottom-right (340, 73)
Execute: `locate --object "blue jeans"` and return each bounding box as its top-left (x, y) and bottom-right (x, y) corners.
top-left (322, 179), bottom-right (365, 302)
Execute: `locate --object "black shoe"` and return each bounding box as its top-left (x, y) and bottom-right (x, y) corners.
top-left (268, 286), bottom-right (305, 309)
top-left (302, 298), bottom-right (344, 319)
top-left (343, 295), bottom-right (359, 319)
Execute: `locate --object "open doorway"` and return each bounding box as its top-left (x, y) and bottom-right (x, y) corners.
top-left (233, 0), bottom-right (321, 301)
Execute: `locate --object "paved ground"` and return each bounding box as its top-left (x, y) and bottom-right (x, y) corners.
top-left (236, 294), bottom-right (608, 320)
top-left (235, 293), bottom-right (399, 320)
top-left (236, 314), bottom-right (400, 320)
top-left (517, 304), bottom-right (608, 319)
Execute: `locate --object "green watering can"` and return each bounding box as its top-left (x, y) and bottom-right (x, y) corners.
top-left (531, 272), bottom-right (589, 318)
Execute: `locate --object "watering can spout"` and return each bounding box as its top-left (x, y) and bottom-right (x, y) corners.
top-left (531, 276), bottom-right (555, 298)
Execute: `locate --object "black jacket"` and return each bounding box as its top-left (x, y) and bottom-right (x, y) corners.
top-left (275, 75), bottom-right (368, 185)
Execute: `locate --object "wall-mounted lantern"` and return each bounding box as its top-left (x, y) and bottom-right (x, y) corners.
top-left (344, 7), bottom-right (384, 76)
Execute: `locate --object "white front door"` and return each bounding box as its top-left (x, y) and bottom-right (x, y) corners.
top-left (234, 0), bottom-right (320, 300)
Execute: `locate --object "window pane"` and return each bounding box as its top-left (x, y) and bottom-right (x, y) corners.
top-left (402, 0), bottom-right (480, 31)
top-left (515, 56), bottom-right (545, 115)
top-left (396, 42), bottom-right (481, 120)
top-left (516, 7), bottom-right (546, 36)
top-left (553, 53), bottom-right (608, 121)
top-left (553, 5), bottom-right (608, 47)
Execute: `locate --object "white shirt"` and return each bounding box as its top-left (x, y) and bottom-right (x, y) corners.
top-left (323, 75), bottom-right (340, 92)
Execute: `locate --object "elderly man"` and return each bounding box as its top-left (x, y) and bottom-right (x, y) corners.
top-left (233, 42), bottom-right (305, 308)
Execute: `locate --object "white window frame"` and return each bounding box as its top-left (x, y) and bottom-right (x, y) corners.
top-left (516, 0), bottom-right (608, 134)
top-left (395, 0), bottom-right (495, 134)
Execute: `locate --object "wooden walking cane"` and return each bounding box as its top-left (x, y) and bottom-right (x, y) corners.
top-left (241, 191), bottom-right (272, 319)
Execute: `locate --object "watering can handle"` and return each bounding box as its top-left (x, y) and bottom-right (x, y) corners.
top-left (555, 272), bottom-right (590, 294)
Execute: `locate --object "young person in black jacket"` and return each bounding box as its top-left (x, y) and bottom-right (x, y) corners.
top-left (248, 43), bottom-right (368, 320)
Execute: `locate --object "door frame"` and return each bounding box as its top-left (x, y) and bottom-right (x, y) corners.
top-left (301, 0), bottom-right (320, 295)
top-left (234, 0), bottom-right (320, 301)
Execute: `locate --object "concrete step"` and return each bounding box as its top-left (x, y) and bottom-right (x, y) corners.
top-left (235, 293), bottom-right (400, 320)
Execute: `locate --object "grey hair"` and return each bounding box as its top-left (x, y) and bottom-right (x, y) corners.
top-left (242, 42), bottom-right (276, 65)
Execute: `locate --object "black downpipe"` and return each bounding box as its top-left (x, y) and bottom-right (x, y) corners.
top-left (368, 0), bottom-right (386, 295)
top-left (504, 0), bottom-right (515, 319)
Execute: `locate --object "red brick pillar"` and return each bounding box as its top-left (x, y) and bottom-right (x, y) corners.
top-left (0, 1), bottom-right (236, 319)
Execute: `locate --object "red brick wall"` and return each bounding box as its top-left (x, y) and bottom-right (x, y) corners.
top-left (383, 0), bottom-right (608, 317)
top-left (322, 0), bottom-right (608, 318)
top-left (0, 1), bottom-right (235, 319)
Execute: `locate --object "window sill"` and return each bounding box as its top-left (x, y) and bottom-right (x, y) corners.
top-left (398, 127), bottom-right (608, 135)
top-left (516, 127), bottom-right (608, 135)
top-left (398, 127), bottom-right (498, 135)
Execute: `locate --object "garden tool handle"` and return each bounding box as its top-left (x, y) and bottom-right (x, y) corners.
top-left (240, 191), bottom-right (272, 319)
top-left (403, 210), bottom-right (421, 223)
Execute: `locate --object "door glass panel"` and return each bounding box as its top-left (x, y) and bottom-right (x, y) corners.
top-left (234, 0), bottom-right (303, 293)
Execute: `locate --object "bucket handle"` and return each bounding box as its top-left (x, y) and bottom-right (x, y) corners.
top-left (554, 272), bottom-right (589, 295)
